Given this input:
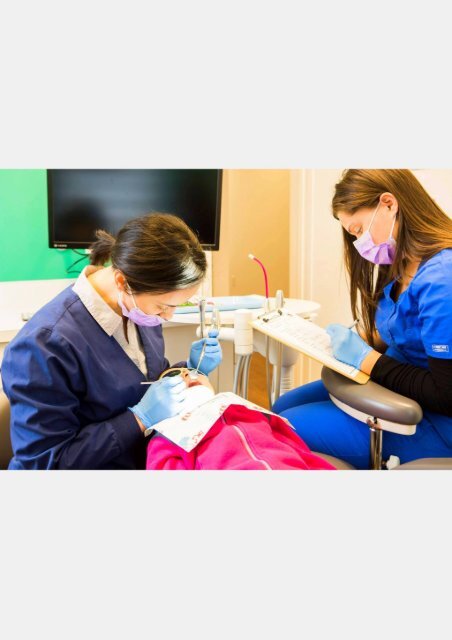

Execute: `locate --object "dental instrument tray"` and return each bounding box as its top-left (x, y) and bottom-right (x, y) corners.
top-left (174, 295), bottom-right (266, 314)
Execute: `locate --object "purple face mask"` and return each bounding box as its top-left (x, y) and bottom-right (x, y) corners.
top-left (118, 291), bottom-right (165, 327)
top-left (353, 203), bottom-right (397, 265)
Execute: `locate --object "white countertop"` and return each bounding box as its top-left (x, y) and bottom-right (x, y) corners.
top-left (167, 298), bottom-right (320, 326)
top-left (0, 281), bottom-right (320, 343)
top-left (0, 279), bottom-right (75, 342)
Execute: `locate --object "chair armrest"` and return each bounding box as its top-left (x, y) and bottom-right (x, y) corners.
top-left (321, 366), bottom-right (423, 426)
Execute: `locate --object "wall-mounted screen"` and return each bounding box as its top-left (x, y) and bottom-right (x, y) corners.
top-left (47, 169), bottom-right (222, 250)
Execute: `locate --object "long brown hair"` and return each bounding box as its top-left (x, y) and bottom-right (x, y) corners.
top-left (89, 213), bottom-right (207, 293)
top-left (332, 169), bottom-right (452, 346)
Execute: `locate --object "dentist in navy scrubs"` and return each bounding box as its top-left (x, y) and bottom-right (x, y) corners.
top-left (2, 213), bottom-right (222, 469)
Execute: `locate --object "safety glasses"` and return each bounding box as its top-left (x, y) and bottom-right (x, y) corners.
top-left (159, 367), bottom-right (198, 379)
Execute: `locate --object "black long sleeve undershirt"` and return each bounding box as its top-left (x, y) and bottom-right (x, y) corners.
top-left (370, 354), bottom-right (452, 417)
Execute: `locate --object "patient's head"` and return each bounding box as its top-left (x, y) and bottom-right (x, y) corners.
top-left (159, 367), bottom-right (214, 391)
top-left (159, 367), bottom-right (215, 414)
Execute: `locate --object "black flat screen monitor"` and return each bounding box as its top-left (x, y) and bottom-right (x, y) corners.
top-left (47, 169), bottom-right (222, 250)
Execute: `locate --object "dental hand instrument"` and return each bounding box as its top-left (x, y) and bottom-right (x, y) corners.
top-left (210, 305), bottom-right (221, 334)
top-left (189, 340), bottom-right (207, 380)
top-left (199, 298), bottom-right (207, 338)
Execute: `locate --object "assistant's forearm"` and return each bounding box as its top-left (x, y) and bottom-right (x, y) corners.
top-left (370, 355), bottom-right (452, 416)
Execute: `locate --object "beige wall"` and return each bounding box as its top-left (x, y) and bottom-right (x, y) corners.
top-left (212, 170), bottom-right (290, 297)
top-left (413, 170), bottom-right (452, 215)
top-left (290, 169), bottom-right (349, 384)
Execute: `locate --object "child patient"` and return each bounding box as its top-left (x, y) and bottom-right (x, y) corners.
top-left (146, 368), bottom-right (337, 470)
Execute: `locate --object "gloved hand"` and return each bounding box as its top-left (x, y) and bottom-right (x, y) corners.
top-left (325, 323), bottom-right (373, 370)
top-left (187, 329), bottom-right (222, 375)
top-left (130, 375), bottom-right (187, 429)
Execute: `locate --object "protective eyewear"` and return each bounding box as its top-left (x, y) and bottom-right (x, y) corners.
top-left (159, 368), bottom-right (198, 379)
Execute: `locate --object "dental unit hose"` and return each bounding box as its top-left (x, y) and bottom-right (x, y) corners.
top-left (248, 254), bottom-right (269, 299)
top-left (248, 254), bottom-right (273, 406)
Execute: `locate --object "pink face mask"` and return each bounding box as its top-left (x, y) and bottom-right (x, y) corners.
top-left (353, 202), bottom-right (397, 265)
top-left (118, 291), bottom-right (165, 327)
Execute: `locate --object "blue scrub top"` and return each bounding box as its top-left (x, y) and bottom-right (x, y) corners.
top-left (375, 248), bottom-right (452, 441)
top-left (1, 286), bottom-right (185, 470)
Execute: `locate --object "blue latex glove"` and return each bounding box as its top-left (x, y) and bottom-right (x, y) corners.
top-left (129, 375), bottom-right (187, 429)
top-left (325, 323), bottom-right (373, 370)
top-left (187, 329), bottom-right (222, 375)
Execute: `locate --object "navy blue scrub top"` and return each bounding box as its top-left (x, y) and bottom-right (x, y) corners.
top-left (376, 248), bottom-right (452, 439)
top-left (1, 286), bottom-right (184, 470)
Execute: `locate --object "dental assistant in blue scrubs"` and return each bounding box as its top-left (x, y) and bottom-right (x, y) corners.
top-left (273, 169), bottom-right (452, 469)
top-left (1, 213), bottom-right (222, 469)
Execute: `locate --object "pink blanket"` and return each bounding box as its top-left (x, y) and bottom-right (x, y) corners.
top-left (146, 404), bottom-right (336, 470)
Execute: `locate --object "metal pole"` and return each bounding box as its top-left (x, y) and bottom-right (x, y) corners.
top-left (233, 355), bottom-right (245, 395)
top-left (265, 336), bottom-right (273, 408)
top-left (271, 289), bottom-right (284, 406)
top-left (242, 354), bottom-right (252, 400)
top-left (272, 340), bottom-right (283, 405)
top-left (367, 418), bottom-right (383, 470)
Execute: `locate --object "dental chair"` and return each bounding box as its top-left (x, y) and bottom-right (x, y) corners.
top-left (320, 366), bottom-right (452, 470)
top-left (0, 390), bottom-right (12, 470)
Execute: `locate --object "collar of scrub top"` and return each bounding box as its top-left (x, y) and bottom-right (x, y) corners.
top-left (73, 266), bottom-right (126, 336)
